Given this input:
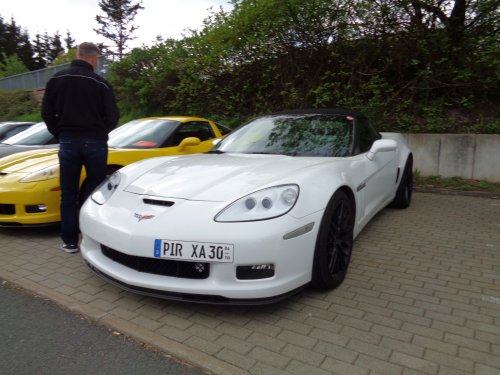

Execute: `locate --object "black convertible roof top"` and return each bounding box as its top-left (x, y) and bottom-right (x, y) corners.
top-left (269, 108), bottom-right (367, 118)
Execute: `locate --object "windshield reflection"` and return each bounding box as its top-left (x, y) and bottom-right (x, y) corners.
top-left (213, 114), bottom-right (353, 157)
top-left (1, 122), bottom-right (54, 146)
top-left (108, 119), bottom-right (179, 149)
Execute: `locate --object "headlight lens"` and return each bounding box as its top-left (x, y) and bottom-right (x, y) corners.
top-left (20, 165), bottom-right (59, 183)
top-left (215, 184), bottom-right (299, 222)
top-left (91, 171), bottom-right (121, 205)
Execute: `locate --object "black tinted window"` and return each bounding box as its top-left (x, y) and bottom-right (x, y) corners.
top-left (357, 118), bottom-right (380, 153)
top-left (170, 122), bottom-right (214, 145)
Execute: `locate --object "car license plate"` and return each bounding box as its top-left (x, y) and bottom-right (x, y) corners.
top-left (154, 239), bottom-right (233, 263)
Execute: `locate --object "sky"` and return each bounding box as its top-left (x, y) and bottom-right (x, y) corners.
top-left (0, 0), bottom-right (233, 48)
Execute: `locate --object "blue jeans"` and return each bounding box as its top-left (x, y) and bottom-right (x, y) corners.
top-left (58, 137), bottom-right (108, 244)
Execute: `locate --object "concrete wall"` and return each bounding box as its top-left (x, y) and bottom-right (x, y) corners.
top-left (404, 134), bottom-right (500, 182)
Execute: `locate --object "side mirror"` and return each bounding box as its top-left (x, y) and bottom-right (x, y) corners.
top-left (366, 139), bottom-right (397, 160)
top-left (177, 137), bottom-right (201, 151)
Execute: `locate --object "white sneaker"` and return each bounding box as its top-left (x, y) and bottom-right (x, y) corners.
top-left (60, 243), bottom-right (79, 253)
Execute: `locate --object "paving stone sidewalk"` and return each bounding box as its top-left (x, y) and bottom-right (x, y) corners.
top-left (1, 192), bottom-right (499, 375)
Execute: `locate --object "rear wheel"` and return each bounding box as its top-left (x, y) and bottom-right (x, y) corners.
top-left (390, 156), bottom-right (413, 209)
top-left (312, 190), bottom-right (354, 290)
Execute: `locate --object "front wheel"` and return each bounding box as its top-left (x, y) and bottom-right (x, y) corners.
top-left (312, 190), bottom-right (354, 290)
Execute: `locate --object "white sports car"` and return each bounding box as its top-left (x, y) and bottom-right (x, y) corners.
top-left (80, 109), bottom-right (413, 305)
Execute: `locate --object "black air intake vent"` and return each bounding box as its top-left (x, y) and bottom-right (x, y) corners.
top-left (143, 198), bottom-right (175, 207)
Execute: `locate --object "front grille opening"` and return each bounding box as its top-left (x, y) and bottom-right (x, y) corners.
top-left (143, 198), bottom-right (174, 207)
top-left (101, 245), bottom-right (209, 279)
top-left (0, 204), bottom-right (15, 215)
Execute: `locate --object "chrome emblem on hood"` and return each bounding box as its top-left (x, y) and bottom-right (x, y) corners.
top-left (134, 213), bottom-right (155, 222)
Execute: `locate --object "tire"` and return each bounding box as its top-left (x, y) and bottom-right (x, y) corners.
top-left (390, 156), bottom-right (413, 209)
top-left (312, 190), bottom-right (354, 290)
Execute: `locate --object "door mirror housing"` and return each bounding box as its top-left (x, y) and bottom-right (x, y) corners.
top-left (366, 139), bottom-right (397, 160)
top-left (177, 137), bottom-right (201, 151)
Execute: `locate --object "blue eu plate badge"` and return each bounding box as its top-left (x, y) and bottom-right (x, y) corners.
top-left (154, 239), bottom-right (161, 257)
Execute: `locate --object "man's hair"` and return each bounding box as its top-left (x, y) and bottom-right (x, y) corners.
top-left (77, 42), bottom-right (100, 58)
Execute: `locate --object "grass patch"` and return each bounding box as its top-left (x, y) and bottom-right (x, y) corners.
top-left (414, 172), bottom-right (500, 194)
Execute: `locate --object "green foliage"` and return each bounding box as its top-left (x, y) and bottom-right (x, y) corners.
top-left (0, 90), bottom-right (39, 121)
top-left (3, 1), bottom-right (498, 133)
top-left (50, 49), bottom-right (77, 66)
top-left (0, 53), bottom-right (29, 77)
top-left (0, 14), bottom-right (77, 71)
top-left (111, 0), bottom-right (498, 133)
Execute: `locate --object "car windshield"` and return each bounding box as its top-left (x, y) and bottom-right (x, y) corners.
top-left (108, 119), bottom-right (179, 149)
top-left (0, 123), bottom-right (33, 141)
top-left (212, 114), bottom-right (354, 157)
top-left (1, 122), bottom-right (54, 145)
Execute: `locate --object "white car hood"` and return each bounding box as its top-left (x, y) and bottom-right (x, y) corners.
top-left (124, 153), bottom-right (335, 201)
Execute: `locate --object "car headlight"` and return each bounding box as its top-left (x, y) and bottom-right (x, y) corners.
top-left (91, 171), bottom-right (121, 205)
top-left (215, 184), bottom-right (299, 222)
top-left (20, 165), bottom-right (59, 183)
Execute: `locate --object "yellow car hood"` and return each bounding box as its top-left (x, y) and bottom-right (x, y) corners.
top-left (0, 149), bottom-right (59, 174)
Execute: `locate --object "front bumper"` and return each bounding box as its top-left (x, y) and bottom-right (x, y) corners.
top-left (80, 195), bottom-right (322, 303)
top-left (0, 179), bottom-right (61, 226)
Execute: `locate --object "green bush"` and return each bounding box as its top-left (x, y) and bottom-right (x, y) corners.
top-left (0, 90), bottom-right (40, 121)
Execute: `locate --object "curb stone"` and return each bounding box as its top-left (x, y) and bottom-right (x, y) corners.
top-left (414, 186), bottom-right (499, 199)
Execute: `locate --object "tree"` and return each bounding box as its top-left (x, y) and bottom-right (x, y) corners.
top-left (0, 16), bottom-right (36, 71)
top-left (64, 31), bottom-right (76, 50)
top-left (48, 32), bottom-right (65, 63)
top-left (109, 0), bottom-right (498, 133)
top-left (94, 0), bottom-right (144, 59)
top-left (32, 33), bottom-right (48, 69)
top-left (0, 53), bottom-right (28, 78)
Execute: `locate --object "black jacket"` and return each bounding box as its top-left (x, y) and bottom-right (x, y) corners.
top-left (41, 59), bottom-right (119, 141)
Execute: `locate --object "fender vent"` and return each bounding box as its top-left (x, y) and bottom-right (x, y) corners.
top-left (143, 198), bottom-right (174, 207)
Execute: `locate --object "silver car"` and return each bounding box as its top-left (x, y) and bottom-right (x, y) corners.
top-left (0, 122), bottom-right (58, 159)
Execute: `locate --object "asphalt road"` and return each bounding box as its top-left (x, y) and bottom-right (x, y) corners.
top-left (0, 280), bottom-right (208, 375)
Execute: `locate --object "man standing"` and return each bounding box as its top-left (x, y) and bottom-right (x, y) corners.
top-left (42, 42), bottom-right (119, 253)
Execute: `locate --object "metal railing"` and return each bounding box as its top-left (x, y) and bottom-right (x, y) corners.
top-left (0, 57), bottom-right (108, 91)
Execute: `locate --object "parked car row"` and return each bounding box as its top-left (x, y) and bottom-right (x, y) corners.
top-left (0, 110), bottom-right (413, 304)
top-left (0, 116), bottom-right (227, 225)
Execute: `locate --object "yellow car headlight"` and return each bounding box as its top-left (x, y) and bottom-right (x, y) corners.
top-left (20, 165), bottom-right (60, 183)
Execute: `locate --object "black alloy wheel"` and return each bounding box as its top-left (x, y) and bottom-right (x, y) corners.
top-left (312, 190), bottom-right (354, 290)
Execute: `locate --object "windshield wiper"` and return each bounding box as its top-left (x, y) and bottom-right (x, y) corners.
top-left (207, 150), bottom-right (225, 154)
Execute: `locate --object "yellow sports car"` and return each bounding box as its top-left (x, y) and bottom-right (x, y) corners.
top-left (0, 116), bottom-right (228, 226)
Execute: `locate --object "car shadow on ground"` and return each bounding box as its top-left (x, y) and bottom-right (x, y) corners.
top-left (0, 224), bottom-right (60, 238)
